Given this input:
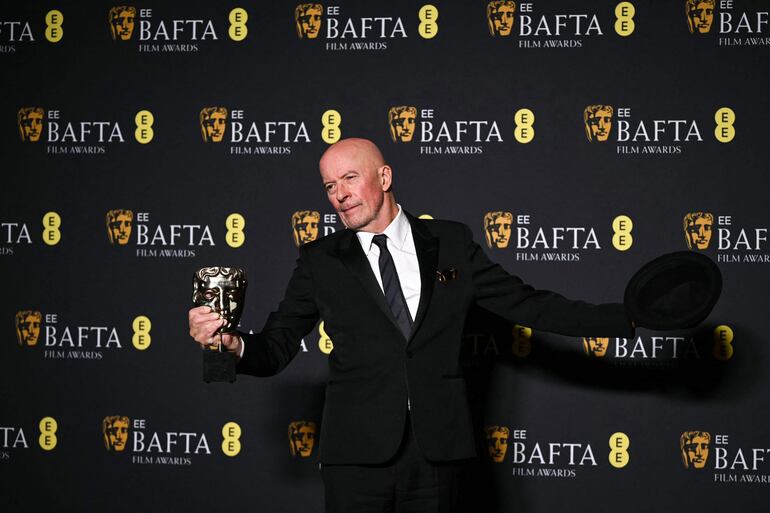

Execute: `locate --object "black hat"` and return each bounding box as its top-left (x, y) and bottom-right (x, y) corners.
top-left (624, 251), bottom-right (722, 330)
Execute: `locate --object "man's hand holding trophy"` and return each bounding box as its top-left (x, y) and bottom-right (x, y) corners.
top-left (189, 267), bottom-right (247, 383)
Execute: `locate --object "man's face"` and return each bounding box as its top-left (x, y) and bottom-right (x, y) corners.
top-left (392, 111), bottom-right (416, 142)
top-left (290, 423), bottom-right (315, 457)
top-left (298, 7), bottom-right (322, 39)
top-left (687, 217), bottom-right (712, 249)
top-left (486, 428), bottom-right (509, 463)
top-left (487, 216), bottom-right (512, 248)
top-left (294, 215), bottom-right (319, 245)
top-left (490, 5), bottom-right (515, 36)
top-left (108, 213), bottom-right (132, 245)
top-left (20, 111), bottom-right (43, 142)
top-left (193, 275), bottom-right (245, 333)
top-left (106, 419), bottom-right (129, 451)
top-left (111, 9), bottom-right (135, 40)
top-left (16, 312), bottom-right (42, 346)
top-left (320, 151), bottom-right (387, 232)
top-left (688, 2), bottom-right (714, 33)
top-left (583, 337), bottom-right (609, 357)
top-left (204, 112), bottom-right (227, 142)
top-left (587, 109), bottom-right (613, 141)
top-left (683, 434), bottom-right (710, 468)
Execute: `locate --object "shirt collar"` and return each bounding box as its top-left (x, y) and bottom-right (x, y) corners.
top-left (356, 204), bottom-right (410, 255)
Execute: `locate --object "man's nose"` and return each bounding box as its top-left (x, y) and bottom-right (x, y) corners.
top-left (336, 183), bottom-right (350, 203)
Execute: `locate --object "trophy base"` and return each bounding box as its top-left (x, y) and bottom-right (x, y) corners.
top-left (203, 350), bottom-right (237, 383)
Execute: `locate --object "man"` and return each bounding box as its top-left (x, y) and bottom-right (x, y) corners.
top-left (188, 138), bottom-right (634, 512)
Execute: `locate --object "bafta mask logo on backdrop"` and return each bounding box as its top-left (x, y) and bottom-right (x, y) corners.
top-left (18, 107), bottom-right (44, 142)
top-left (686, 0), bottom-right (715, 34)
top-left (487, 0), bottom-right (517, 37)
top-left (295, 3), bottom-right (323, 39)
top-left (109, 6), bottom-right (137, 40)
top-left (291, 211), bottom-right (320, 247)
top-left (582, 337), bottom-right (609, 357)
top-left (288, 420), bottom-right (316, 457)
top-left (200, 107), bottom-right (228, 143)
top-left (680, 431), bottom-right (711, 469)
top-left (484, 211), bottom-right (513, 249)
top-left (15, 310), bottom-right (42, 346)
top-left (388, 106), bottom-right (417, 143)
top-left (106, 209), bottom-right (134, 245)
top-left (485, 425), bottom-right (510, 463)
top-left (683, 212), bottom-right (714, 250)
top-left (103, 416), bottom-right (130, 452)
top-left (584, 105), bottom-right (614, 142)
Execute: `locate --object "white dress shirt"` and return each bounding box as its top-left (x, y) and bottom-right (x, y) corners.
top-left (355, 205), bottom-right (421, 321)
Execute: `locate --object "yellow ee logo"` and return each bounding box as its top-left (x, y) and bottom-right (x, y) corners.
top-left (318, 321), bottom-right (333, 354)
top-left (714, 107), bottom-right (735, 143)
top-left (418, 214), bottom-right (433, 220)
top-left (512, 324), bottom-right (532, 357)
top-left (614, 2), bottom-right (635, 36)
top-left (609, 432), bottom-right (629, 468)
top-left (713, 325), bottom-right (734, 361)
top-left (514, 108), bottom-right (535, 144)
top-left (226, 213), bottom-right (246, 248)
top-left (229, 8), bottom-right (248, 41)
top-left (321, 110), bottom-right (342, 144)
top-left (39, 417), bottom-right (58, 451)
top-left (42, 211), bottom-right (61, 246)
top-left (221, 421), bottom-right (242, 456)
top-left (45, 10), bottom-right (64, 43)
top-left (134, 110), bottom-right (154, 144)
top-left (612, 215), bottom-right (633, 251)
top-left (132, 315), bottom-right (152, 350)
top-left (418, 5), bottom-right (439, 39)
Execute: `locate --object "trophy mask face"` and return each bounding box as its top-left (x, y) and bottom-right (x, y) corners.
top-left (103, 416), bottom-right (129, 452)
top-left (19, 109), bottom-right (44, 142)
top-left (687, 1), bottom-right (714, 33)
top-left (193, 268), bottom-right (247, 333)
top-left (296, 4), bottom-right (322, 39)
top-left (106, 210), bottom-right (133, 245)
top-left (583, 337), bottom-right (609, 357)
top-left (292, 211), bottom-right (320, 246)
top-left (16, 311), bottom-right (42, 346)
top-left (389, 107), bottom-right (417, 142)
top-left (686, 215), bottom-right (713, 250)
top-left (585, 107), bottom-right (613, 142)
top-left (488, 1), bottom-right (516, 36)
top-left (485, 212), bottom-right (512, 249)
top-left (681, 432), bottom-right (710, 468)
top-left (486, 426), bottom-right (509, 463)
top-left (288, 421), bottom-right (316, 457)
top-left (110, 7), bottom-right (136, 40)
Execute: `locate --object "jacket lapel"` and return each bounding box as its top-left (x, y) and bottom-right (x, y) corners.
top-left (406, 213), bottom-right (439, 344)
top-left (337, 229), bottom-right (404, 336)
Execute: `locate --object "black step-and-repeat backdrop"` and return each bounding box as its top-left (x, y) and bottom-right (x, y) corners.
top-left (3, 1), bottom-right (769, 511)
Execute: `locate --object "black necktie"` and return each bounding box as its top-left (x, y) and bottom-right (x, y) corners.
top-left (372, 234), bottom-right (413, 340)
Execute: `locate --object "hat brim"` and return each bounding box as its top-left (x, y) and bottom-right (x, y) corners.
top-left (624, 251), bottom-right (722, 330)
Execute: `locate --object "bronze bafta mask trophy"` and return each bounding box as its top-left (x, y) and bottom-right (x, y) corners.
top-left (193, 267), bottom-right (247, 383)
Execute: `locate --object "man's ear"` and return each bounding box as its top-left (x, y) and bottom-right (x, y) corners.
top-left (380, 165), bottom-right (393, 191)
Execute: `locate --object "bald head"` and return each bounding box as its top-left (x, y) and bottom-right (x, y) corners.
top-left (319, 138), bottom-right (398, 233)
top-left (320, 138), bottom-right (386, 177)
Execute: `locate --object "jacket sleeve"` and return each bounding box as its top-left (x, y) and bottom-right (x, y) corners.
top-left (464, 224), bottom-right (634, 338)
top-left (237, 244), bottom-right (320, 376)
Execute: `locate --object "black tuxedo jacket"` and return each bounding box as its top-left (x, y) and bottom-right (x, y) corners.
top-left (238, 213), bottom-right (634, 464)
